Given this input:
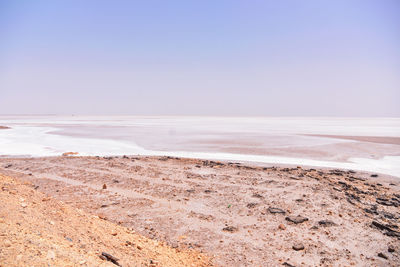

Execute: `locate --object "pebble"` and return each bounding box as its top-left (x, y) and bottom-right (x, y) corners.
top-left (278, 224), bottom-right (286, 230)
top-left (388, 245), bottom-right (395, 253)
top-left (222, 226), bottom-right (238, 232)
top-left (285, 216), bottom-right (308, 224)
top-left (79, 260), bottom-right (86, 265)
top-left (318, 220), bottom-right (336, 227)
top-left (377, 252), bottom-right (388, 259)
top-left (268, 207), bottom-right (286, 214)
top-left (292, 243), bottom-right (305, 251)
top-left (21, 203), bottom-right (27, 208)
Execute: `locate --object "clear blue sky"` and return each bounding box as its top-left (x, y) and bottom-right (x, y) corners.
top-left (0, 0), bottom-right (399, 116)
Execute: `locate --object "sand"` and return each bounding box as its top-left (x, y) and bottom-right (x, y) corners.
top-left (0, 156), bottom-right (399, 266)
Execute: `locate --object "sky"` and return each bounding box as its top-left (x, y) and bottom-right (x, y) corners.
top-left (0, 0), bottom-right (399, 116)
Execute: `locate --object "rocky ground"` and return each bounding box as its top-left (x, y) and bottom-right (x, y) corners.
top-left (0, 156), bottom-right (399, 266)
top-left (0, 173), bottom-right (212, 266)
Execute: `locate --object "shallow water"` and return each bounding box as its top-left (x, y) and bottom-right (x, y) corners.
top-left (1, 116), bottom-right (399, 177)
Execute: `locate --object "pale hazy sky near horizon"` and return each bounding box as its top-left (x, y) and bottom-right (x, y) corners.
top-left (0, 0), bottom-right (399, 116)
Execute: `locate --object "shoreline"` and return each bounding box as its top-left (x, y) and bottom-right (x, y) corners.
top-left (2, 152), bottom-right (400, 178)
top-left (1, 155), bottom-right (399, 266)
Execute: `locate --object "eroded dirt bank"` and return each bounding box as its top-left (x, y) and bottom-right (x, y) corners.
top-left (0, 156), bottom-right (399, 266)
top-left (0, 174), bottom-right (211, 266)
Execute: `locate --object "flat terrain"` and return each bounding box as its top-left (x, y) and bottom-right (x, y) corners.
top-left (0, 156), bottom-right (399, 266)
top-left (0, 174), bottom-right (211, 266)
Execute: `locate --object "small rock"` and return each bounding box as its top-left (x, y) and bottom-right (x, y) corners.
top-left (222, 226), bottom-right (238, 232)
top-left (268, 207), bottom-right (286, 214)
top-left (102, 184), bottom-right (107, 189)
top-left (292, 243), bottom-right (304, 251)
top-left (20, 203), bottom-right (27, 208)
top-left (278, 224), bottom-right (286, 230)
top-left (377, 252), bottom-right (388, 259)
top-left (371, 174), bottom-right (379, 177)
top-left (318, 220), bottom-right (336, 227)
top-left (79, 260), bottom-right (86, 265)
top-left (283, 262), bottom-right (296, 267)
top-left (388, 245), bottom-right (395, 253)
top-left (286, 215), bottom-right (308, 224)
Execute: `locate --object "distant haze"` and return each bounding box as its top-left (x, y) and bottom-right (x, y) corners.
top-left (0, 0), bottom-right (399, 116)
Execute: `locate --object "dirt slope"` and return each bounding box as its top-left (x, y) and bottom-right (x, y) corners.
top-left (0, 174), bottom-right (212, 267)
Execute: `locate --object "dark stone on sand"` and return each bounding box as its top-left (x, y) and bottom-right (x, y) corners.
top-left (268, 207), bottom-right (286, 214)
top-left (204, 189), bottom-right (212, 193)
top-left (283, 262), bottom-right (296, 267)
top-left (100, 252), bottom-right (121, 266)
top-left (371, 221), bottom-right (400, 238)
top-left (388, 245), bottom-right (395, 253)
top-left (377, 252), bottom-right (388, 259)
top-left (285, 216), bottom-right (308, 224)
top-left (371, 174), bottom-right (379, 177)
top-left (318, 220), bottom-right (337, 227)
top-left (4, 164), bottom-right (12, 168)
top-left (222, 226), bottom-right (238, 232)
top-left (292, 243), bottom-right (304, 251)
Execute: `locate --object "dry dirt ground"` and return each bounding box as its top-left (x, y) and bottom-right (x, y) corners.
top-left (0, 174), bottom-right (212, 267)
top-left (0, 156), bottom-right (399, 266)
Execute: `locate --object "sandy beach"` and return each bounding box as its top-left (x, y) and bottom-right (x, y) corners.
top-left (1, 156), bottom-right (399, 266)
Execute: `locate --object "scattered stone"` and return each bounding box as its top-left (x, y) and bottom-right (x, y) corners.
top-left (252, 193), bottom-right (263, 198)
top-left (278, 224), bottom-right (286, 230)
top-left (222, 226), bottom-right (238, 233)
top-left (318, 220), bottom-right (337, 227)
top-left (100, 252), bottom-right (121, 266)
top-left (371, 221), bottom-right (400, 238)
top-left (377, 252), bottom-right (388, 259)
top-left (388, 245), bottom-right (395, 253)
top-left (102, 184), bottom-right (107, 190)
top-left (371, 174), bottom-right (379, 178)
top-left (112, 179), bottom-right (119, 183)
top-left (268, 207), bottom-right (286, 214)
top-left (4, 164), bottom-right (12, 168)
top-left (292, 243), bottom-right (304, 251)
top-left (285, 216), bottom-right (308, 224)
top-left (20, 203), bottom-right (27, 208)
top-left (283, 262), bottom-right (295, 267)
